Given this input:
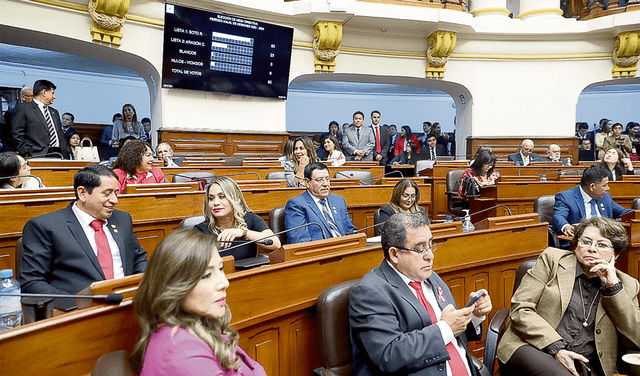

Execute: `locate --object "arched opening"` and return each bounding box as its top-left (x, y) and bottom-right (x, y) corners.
top-left (286, 73), bottom-right (473, 158)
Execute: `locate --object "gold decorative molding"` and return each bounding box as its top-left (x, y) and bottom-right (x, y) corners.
top-left (89, 0), bottom-right (129, 46)
top-left (426, 30), bottom-right (456, 79)
top-left (471, 7), bottom-right (511, 16)
top-left (313, 21), bottom-right (342, 72)
top-left (612, 31), bottom-right (640, 78)
top-left (517, 8), bottom-right (564, 19)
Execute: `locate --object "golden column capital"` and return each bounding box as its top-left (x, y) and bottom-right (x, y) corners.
top-left (426, 30), bottom-right (457, 79)
top-left (313, 21), bottom-right (343, 73)
top-left (89, 0), bottom-right (130, 46)
top-left (612, 31), bottom-right (640, 78)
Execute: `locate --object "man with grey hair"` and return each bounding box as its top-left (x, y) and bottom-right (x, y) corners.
top-left (508, 139), bottom-right (540, 166)
top-left (2, 87), bottom-right (33, 151)
top-left (543, 144), bottom-right (571, 165)
top-left (156, 142), bottom-right (186, 167)
top-left (349, 213), bottom-right (492, 376)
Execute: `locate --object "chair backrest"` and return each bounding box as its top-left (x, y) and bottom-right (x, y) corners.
top-left (533, 195), bottom-right (555, 224)
top-left (633, 197), bottom-right (640, 210)
top-left (514, 260), bottom-right (537, 293)
top-left (316, 279), bottom-right (359, 376)
top-left (171, 171), bottom-right (215, 184)
top-left (15, 237), bottom-right (23, 280)
top-left (373, 208), bottom-right (382, 236)
top-left (91, 350), bottom-right (134, 376)
top-left (558, 169), bottom-right (582, 176)
top-left (333, 170), bottom-right (374, 185)
top-left (265, 171), bottom-right (286, 180)
top-left (445, 169), bottom-right (466, 216)
top-left (179, 215), bottom-right (206, 230)
top-left (269, 206), bottom-right (287, 246)
top-left (222, 156), bottom-right (244, 166)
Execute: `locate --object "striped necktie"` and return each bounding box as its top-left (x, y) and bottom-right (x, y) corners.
top-left (44, 106), bottom-right (60, 148)
top-left (320, 199), bottom-right (341, 237)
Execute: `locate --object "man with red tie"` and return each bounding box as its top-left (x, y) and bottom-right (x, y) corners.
top-left (350, 213), bottom-right (492, 376)
top-left (370, 110), bottom-right (390, 165)
top-left (19, 164), bottom-right (148, 310)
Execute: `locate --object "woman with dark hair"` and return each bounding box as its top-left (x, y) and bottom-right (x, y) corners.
top-left (458, 150), bottom-right (499, 198)
top-left (111, 104), bottom-right (145, 147)
top-left (194, 176), bottom-right (280, 260)
top-left (283, 136), bottom-right (319, 187)
top-left (389, 141), bottom-right (418, 166)
top-left (130, 229), bottom-right (267, 376)
top-left (323, 134), bottom-right (345, 166)
top-left (375, 179), bottom-right (429, 226)
top-left (597, 147), bottom-right (634, 181)
top-left (0, 152), bottom-right (33, 189)
top-left (600, 122), bottom-right (632, 160)
top-left (112, 139), bottom-right (165, 193)
top-left (594, 118), bottom-right (612, 151)
top-left (65, 130), bottom-right (80, 160)
top-left (624, 121), bottom-right (640, 160)
top-left (498, 217), bottom-right (640, 376)
top-left (393, 125), bottom-right (420, 156)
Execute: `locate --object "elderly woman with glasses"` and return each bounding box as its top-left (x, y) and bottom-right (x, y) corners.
top-left (498, 217), bottom-right (640, 376)
top-left (375, 179), bottom-right (429, 227)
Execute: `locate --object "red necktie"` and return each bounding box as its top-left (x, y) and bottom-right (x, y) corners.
top-left (409, 281), bottom-right (470, 376)
top-left (375, 126), bottom-right (381, 153)
top-left (90, 220), bottom-right (114, 279)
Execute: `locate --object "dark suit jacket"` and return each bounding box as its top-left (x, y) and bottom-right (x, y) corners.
top-left (507, 152), bottom-right (540, 166)
top-left (552, 185), bottom-right (632, 235)
top-left (541, 157), bottom-right (570, 166)
top-left (350, 261), bottom-right (481, 376)
top-left (371, 125), bottom-right (390, 165)
top-left (20, 203), bottom-right (148, 307)
top-left (10, 101), bottom-right (71, 157)
top-left (421, 144), bottom-right (446, 160)
top-left (284, 190), bottom-right (357, 243)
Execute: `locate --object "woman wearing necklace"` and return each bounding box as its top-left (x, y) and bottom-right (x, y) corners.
top-left (498, 217), bottom-right (640, 376)
top-left (194, 177), bottom-right (280, 261)
top-left (111, 103), bottom-right (145, 147)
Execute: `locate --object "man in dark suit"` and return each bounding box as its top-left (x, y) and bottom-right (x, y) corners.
top-left (507, 139), bottom-right (540, 166)
top-left (387, 124), bottom-right (399, 162)
top-left (284, 162), bottom-right (356, 243)
top-left (349, 213), bottom-right (492, 376)
top-left (342, 111), bottom-right (375, 161)
top-left (156, 142), bottom-right (186, 167)
top-left (1, 86), bottom-right (33, 152)
top-left (60, 112), bottom-right (78, 139)
top-left (370, 110), bottom-right (390, 165)
top-left (553, 165), bottom-right (631, 240)
top-left (422, 133), bottom-right (446, 160)
top-left (19, 164), bottom-right (148, 309)
top-left (10, 79), bottom-right (70, 158)
top-left (541, 144), bottom-right (571, 165)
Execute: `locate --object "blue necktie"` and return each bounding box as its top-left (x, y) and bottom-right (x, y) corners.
top-left (320, 199), bottom-right (340, 237)
top-left (590, 199), bottom-right (598, 218)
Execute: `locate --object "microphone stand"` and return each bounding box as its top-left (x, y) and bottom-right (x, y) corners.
top-left (452, 204), bottom-right (513, 222)
top-left (0, 174), bottom-right (44, 187)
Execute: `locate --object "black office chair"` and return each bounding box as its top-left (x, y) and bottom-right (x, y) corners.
top-left (445, 169), bottom-right (466, 217)
top-left (269, 206), bottom-right (287, 246)
top-left (483, 260), bottom-right (537, 376)
top-left (179, 215), bottom-right (206, 230)
top-left (373, 208), bottom-right (382, 236)
top-left (333, 170), bottom-right (374, 185)
top-left (534, 195), bottom-right (559, 248)
top-left (15, 237), bottom-right (23, 280)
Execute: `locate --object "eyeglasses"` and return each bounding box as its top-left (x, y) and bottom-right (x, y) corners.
top-left (522, 147), bottom-right (533, 152)
top-left (394, 243), bottom-right (437, 256)
top-left (401, 194), bottom-right (417, 200)
top-left (311, 177), bottom-right (331, 183)
top-left (578, 237), bottom-right (613, 251)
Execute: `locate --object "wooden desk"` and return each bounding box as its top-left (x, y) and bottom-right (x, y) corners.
top-left (0, 219), bottom-right (548, 376)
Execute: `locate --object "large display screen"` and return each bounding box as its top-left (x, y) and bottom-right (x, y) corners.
top-left (162, 4), bottom-right (293, 99)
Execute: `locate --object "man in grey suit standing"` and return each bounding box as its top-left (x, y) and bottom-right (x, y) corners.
top-left (10, 79), bottom-right (70, 158)
top-left (350, 213), bottom-right (492, 376)
top-left (342, 111), bottom-right (375, 161)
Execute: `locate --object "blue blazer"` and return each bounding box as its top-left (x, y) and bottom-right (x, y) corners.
top-left (552, 185), bottom-right (632, 235)
top-left (349, 261), bottom-right (481, 376)
top-left (284, 190), bottom-right (356, 244)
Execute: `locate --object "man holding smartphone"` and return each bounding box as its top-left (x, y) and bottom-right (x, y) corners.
top-left (349, 213), bottom-right (492, 376)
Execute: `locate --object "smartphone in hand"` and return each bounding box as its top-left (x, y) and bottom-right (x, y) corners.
top-left (464, 290), bottom-right (486, 308)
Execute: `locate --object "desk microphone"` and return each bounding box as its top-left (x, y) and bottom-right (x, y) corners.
top-left (371, 170), bottom-right (404, 184)
top-left (0, 292), bottom-right (124, 304)
top-left (219, 239), bottom-right (274, 246)
top-left (164, 172), bottom-right (214, 190)
top-left (346, 221), bottom-right (387, 236)
top-left (334, 171), bottom-right (374, 185)
top-left (516, 168), bottom-right (562, 177)
top-left (28, 152), bottom-right (65, 160)
top-left (0, 174), bottom-right (44, 187)
top-left (452, 204), bottom-right (513, 221)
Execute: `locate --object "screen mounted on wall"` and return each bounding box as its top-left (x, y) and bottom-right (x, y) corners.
top-left (162, 4), bottom-right (293, 99)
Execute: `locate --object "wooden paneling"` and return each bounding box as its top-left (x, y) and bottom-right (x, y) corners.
top-left (466, 136), bottom-right (580, 164)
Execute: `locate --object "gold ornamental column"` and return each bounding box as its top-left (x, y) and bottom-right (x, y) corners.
top-left (314, 21), bottom-right (342, 72)
top-left (612, 31), bottom-right (640, 78)
top-left (89, 0), bottom-right (130, 46)
top-left (425, 31), bottom-right (457, 79)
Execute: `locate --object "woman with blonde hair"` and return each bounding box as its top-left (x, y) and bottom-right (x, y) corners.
top-left (375, 179), bottom-right (429, 226)
top-left (130, 229), bottom-right (267, 375)
top-left (283, 136), bottom-right (319, 187)
top-left (194, 176), bottom-right (280, 260)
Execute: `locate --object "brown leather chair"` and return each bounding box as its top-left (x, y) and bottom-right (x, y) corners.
top-left (313, 279), bottom-right (359, 376)
top-left (534, 195), bottom-right (559, 248)
top-left (483, 259), bottom-right (536, 375)
top-left (269, 206), bottom-right (287, 246)
top-left (445, 169), bottom-right (466, 217)
top-left (91, 350), bottom-right (134, 376)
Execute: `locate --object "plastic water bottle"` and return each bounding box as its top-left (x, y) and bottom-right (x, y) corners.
top-left (461, 209), bottom-right (475, 233)
top-left (0, 269), bottom-right (22, 331)
top-left (444, 215), bottom-right (453, 223)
